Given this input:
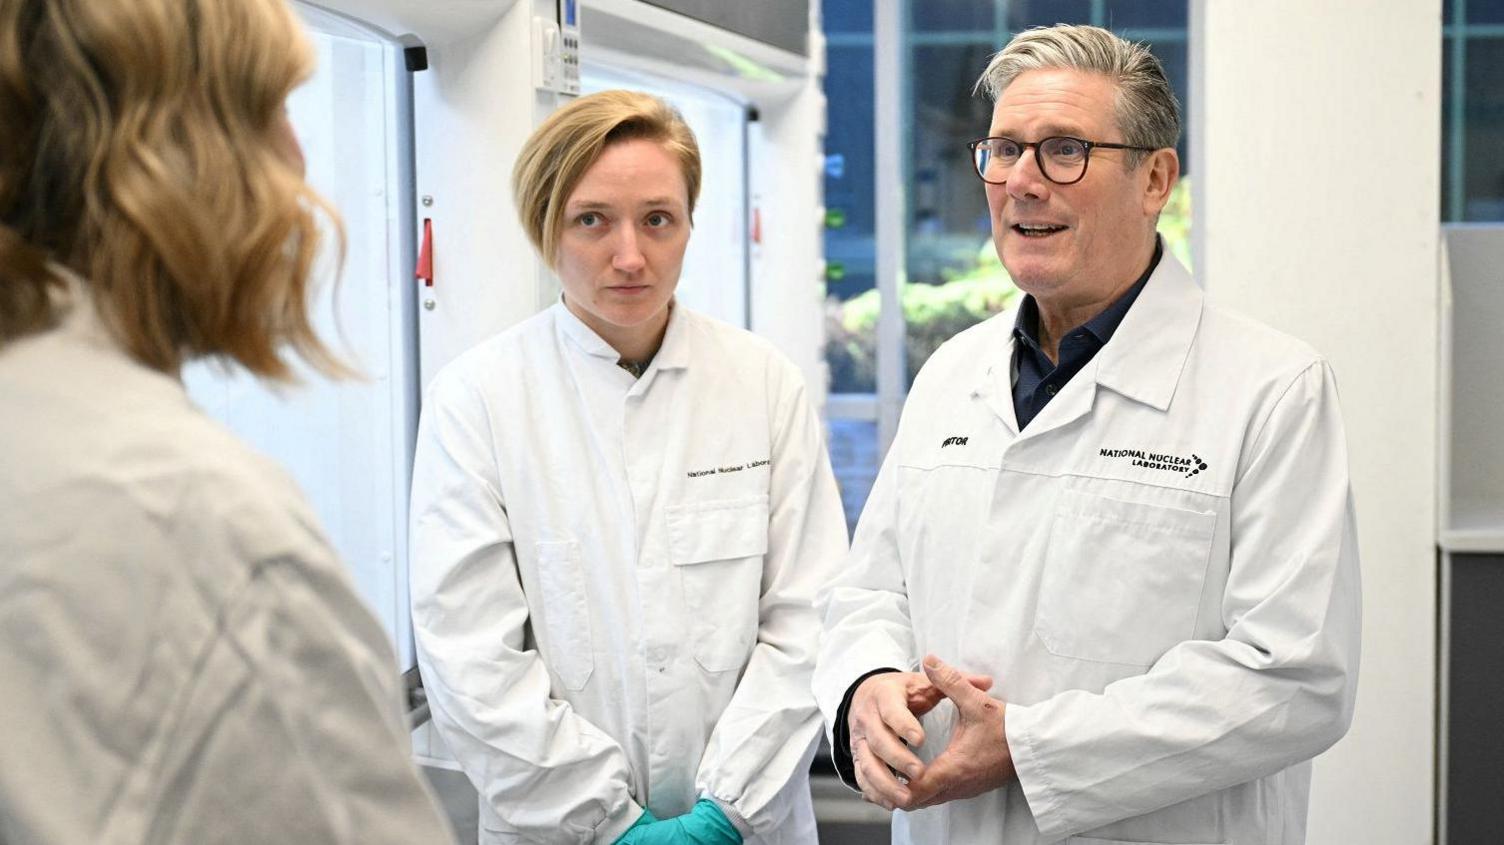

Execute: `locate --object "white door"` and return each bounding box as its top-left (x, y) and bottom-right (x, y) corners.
top-left (181, 7), bottom-right (419, 669)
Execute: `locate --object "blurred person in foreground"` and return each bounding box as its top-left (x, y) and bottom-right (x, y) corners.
top-left (0, 0), bottom-right (455, 841)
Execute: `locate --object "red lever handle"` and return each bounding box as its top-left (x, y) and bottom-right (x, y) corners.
top-left (416, 218), bottom-right (434, 287)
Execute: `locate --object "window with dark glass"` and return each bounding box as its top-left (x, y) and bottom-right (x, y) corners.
top-left (1444, 0), bottom-right (1504, 220)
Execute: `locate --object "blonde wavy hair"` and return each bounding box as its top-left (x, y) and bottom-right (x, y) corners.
top-left (513, 89), bottom-right (701, 269)
top-left (0, 0), bottom-right (344, 379)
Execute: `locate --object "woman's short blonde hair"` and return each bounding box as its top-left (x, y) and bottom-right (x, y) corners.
top-left (0, 0), bottom-right (343, 379)
top-left (513, 90), bottom-right (701, 268)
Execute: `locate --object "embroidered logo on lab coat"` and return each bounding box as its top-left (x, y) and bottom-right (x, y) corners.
top-left (686, 458), bottom-right (771, 479)
top-left (1099, 448), bottom-right (1208, 478)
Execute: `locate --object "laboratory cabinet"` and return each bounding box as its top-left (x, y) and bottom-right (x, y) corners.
top-left (1438, 225), bottom-right (1504, 842)
top-left (1440, 553), bottom-right (1504, 843)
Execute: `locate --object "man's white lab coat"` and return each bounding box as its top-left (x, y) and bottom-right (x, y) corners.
top-left (814, 254), bottom-right (1361, 844)
top-left (410, 302), bottom-right (847, 844)
top-left (0, 283), bottom-right (455, 844)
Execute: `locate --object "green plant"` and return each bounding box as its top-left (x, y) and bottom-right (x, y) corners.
top-left (1160, 178), bottom-right (1192, 269)
top-left (825, 248), bottom-right (1020, 392)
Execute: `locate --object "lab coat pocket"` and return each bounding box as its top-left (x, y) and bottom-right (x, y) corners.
top-left (667, 494), bottom-right (770, 672)
top-left (534, 539), bottom-right (594, 691)
top-left (1036, 489), bottom-right (1216, 666)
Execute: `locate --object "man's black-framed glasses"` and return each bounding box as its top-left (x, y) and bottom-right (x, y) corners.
top-left (967, 136), bottom-right (1158, 186)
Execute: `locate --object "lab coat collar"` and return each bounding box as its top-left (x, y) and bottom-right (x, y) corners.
top-left (47, 262), bottom-right (107, 341)
top-left (650, 301), bottom-right (691, 371)
top-left (44, 261), bottom-right (194, 401)
top-left (967, 318), bottom-right (1022, 435)
top-left (966, 249), bottom-right (1201, 430)
top-left (552, 297), bottom-right (691, 372)
top-left (553, 299), bottom-right (619, 361)
top-left (49, 262), bottom-right (164, 367)
top-left (1091, 250), bottom-right (1203, 411)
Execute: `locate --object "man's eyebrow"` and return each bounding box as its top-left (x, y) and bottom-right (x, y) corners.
top-left (988, 123), bottom-right (1089, 138)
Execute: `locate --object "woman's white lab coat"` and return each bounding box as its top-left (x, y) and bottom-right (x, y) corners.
top-left (814, 254), bottom-right (1362, 844)
top-left (409, 302), bottom-right (847, 844)
top-left (0, 284), bottom-right (455, 844)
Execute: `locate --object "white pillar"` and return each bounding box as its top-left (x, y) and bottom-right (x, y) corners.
top-left (1190, 2), bottom-right (1440, 842)
top-left (750, 68), bottom-right (830, 404)
top-left (873, 0), bottom-right (907, 454)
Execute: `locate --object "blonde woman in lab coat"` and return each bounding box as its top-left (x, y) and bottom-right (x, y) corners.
top-left (409, 90), bottom-right (847, 844)
top-left (0, 1), bottom-right (454, 842)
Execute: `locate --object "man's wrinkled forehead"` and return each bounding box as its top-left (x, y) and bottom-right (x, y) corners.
top-left (987, 69), bottom-right (1120, 138)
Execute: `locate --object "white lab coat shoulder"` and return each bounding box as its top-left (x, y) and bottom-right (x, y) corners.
top-left (148, 422), bottom-right (458, 845)
top-left (424, 303), bottom-right (562, 403)
top-left (0, 291), bottom-right (454, 844)
top-left (1188, 300), bottom-right (1337, 479)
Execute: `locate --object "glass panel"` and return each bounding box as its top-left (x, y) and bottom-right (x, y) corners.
top-left (824, 40), bottom-right (878, 396)
top-left (821, 0), bottom-right (879, 534)
top-left (1462, 37), bottom-right (1504, 219)
top-left (1103, 0), bottom-right (1188, 29)
top-left (824, 44), bottom-right (878, 282)
top-left (1007, 0), bottom-right (1093, 30)
top-left (907, 42), bottom-right (1013, 390)
top-left (182, 24), bottom-right (414, 659)
top-left (823, 0), bottom-right (872, 34)
top-left (1464, 0), bottom-right (1504, 24)
top-left (1444, 35), bottom-right (1458, 220)
top-left (911, 0), bottom-right (996, 33)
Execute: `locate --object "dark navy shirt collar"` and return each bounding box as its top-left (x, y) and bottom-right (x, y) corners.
top-left (1007, 238), bottom-right (1165, 431)
top-left (1013, 237), bottom-right (1163, 353)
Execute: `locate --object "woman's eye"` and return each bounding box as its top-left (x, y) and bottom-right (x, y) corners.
top-left (645, 212), bottom-right (671, 227)
top-left (578, 212), bottom-right (601, 227)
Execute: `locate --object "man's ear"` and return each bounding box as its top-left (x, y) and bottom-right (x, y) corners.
top-left (1142, 147), bottom-right (1180, 217)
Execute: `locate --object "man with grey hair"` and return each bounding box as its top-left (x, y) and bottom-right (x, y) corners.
top-left (813, 24), bottom-right (1360, 844)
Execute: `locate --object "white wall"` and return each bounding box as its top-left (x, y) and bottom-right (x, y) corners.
top-left (750, 78), bottom-right (829, 399)
top-left (411, 0), bottom-right (563, 383)
top-left (1191, 2), bottom-right (1440, 842)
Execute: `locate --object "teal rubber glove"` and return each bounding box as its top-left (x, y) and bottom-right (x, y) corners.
top-left (620, 799), bottom-right (742, 845)
top-left (612, 808), bottom-right (657, 844)
top-left (675, 800), bottom-right (742, 845)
